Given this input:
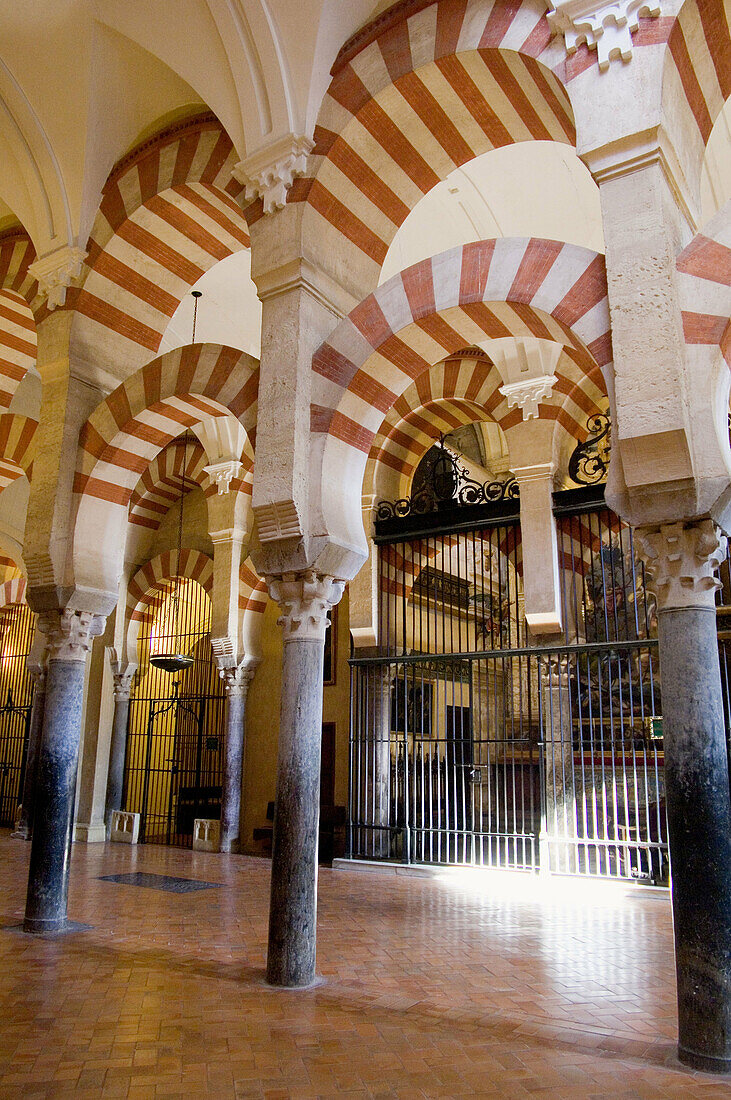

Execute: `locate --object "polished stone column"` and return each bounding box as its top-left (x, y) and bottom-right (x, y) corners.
top-left (266, 570), bottom-right (344, 987)
top-left (637, 520), bottom-right (731, 1073)
top-left (24, 608), bottom-right (105, 933)
top-left (12, 665), bottom-right (47, 840)
top-left (540, 655), bottom-right (577, 875)
top-left (219, 660), bottom-right (258, 853)
top-left (103, 652), bottom-right (136, 833)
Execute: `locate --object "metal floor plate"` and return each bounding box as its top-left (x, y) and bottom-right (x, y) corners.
top-left (98, 872), bottom-right (222, 893)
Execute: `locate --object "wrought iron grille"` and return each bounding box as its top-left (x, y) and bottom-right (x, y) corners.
top-left (0, 602), bottom-right (35, 827)
top-left (122, 579), bottom-right (226, 847)
top-left (350, 494), bottom-right (667, 882)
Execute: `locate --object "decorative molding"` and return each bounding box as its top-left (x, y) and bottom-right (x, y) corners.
top-left (635, 519), bottom-right (726, 611)
top-left (499, 375), bottom-right (558, 420)
top-left (213, 649), bottom-right (260, 698)
top-left (547, 0), bottom-right (661, 70)
top-left (268, 570), bottom-right (345, 643)
top-left (28, 245), bottom-right (86, 309)
top-left (511, 461), bottom-right (555, 485)
top-left (38, 608), bottom-right (106, 661)
top-left (204, 459), bottom-right (243, 495)
top-left (255, 499), bottom-right (302, 542)
top-left (106, 646), bottom-right (137, 700)
top-left (233, 133), bottom-right (314, 214)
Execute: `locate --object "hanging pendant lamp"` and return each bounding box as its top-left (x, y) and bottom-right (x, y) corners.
top-left (150, 291), bottom-right (202, 674)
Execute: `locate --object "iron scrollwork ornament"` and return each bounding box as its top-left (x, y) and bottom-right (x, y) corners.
top-left (568, 412), bottom-right (611, 486)
top-left (376, 435), bottom-right (519, 520)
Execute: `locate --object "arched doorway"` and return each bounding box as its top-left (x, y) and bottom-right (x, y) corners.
top-left (122, 578), bottom-right (226, 847)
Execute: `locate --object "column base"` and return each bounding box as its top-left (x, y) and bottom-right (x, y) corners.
top-left (264, 974), bottom-right (326, 991)
top-left (219, 838), bottom-right (241, 854)
top-left (23, 916), bottom-right (73, 934)
top-left (11, 827), bottom-right (31, 840)
top-left (679, 1047), bottom-right (731, 1075)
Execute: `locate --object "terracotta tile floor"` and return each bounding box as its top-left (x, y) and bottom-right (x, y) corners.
top-left (1, 833), bottom-right (731, 1099)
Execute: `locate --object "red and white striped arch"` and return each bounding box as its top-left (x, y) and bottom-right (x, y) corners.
top-left (676, 206), bottom-right (731, 369)
top-left (367, 348), bottom-right (606, 500)
top-left (0, 231), bottom-right (38, 409)
top-left (127, 549), bottom-right (214, 627)
top-left (71, 114), bottom-right (250, 376)
top-left (313, 237), bottom-right (609, 555)
top-left (129, 438), bottom-right (210, 531)
top-left (0, 576), bottom-right (27, 608)
top-left (0, 413), bottom-right (38, 491)
top-left (239, 556), bottom-right (268, 658)
top-left (276, 2), bottom-right (575, 284)
top-left (664, 0), bottom-right (730, 152)
top-left (73, 342), bottom-right (258, 598)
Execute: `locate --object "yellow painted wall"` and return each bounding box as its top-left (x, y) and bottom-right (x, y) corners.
top-left (241, 588), bottom-right (351, 856)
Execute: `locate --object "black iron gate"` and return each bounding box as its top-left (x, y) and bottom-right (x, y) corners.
top-left (0, 602), bottom-right (35, 827)
top-left (349, 442), bottom-right (665, 880)
top-left (122, 579), bottom-right (226, 847)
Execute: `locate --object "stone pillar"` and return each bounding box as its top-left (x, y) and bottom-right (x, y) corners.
top-left (103, 652), bottom-right (136, 833)
top-left (512, 460), bottom-right (563, 635)
top-left (637, 520), bottom-right (731, 1073)
top-left (370, 666), bottom-right (393, 858)
top-left (12, 665), bottom-right (47, 840)
top-left (23, 608), bottom-right (105, 933)
top-left (219, 660), bottom-right (258, 853)
top-left (265, 570), bottom-right (344, 988)
top-left (540, 655), bottom-right (577, 875)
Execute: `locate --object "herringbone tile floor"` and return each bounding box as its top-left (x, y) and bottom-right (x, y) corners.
top-left (1, 833), bottom-right (730, 1098)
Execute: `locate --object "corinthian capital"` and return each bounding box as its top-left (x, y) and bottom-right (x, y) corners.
top-left (106, 647), bottom-right (137, 700)
top-left (233, 134), bottom-right (314, 214)
top-left (268, 570), bottom-right (345, 643)
top-left (29, 245), bottom-right (86, 309)
top-left (635, 519), bottom-right (727, 611)
top-left (38, 608), bottom-right (107, 661)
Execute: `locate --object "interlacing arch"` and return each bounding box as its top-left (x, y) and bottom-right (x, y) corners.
top-left (275, 0), bottom-right (578, 286)
top-left (70, 114), bottom-right (250, 375)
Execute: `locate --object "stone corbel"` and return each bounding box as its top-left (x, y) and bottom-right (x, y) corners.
top-left (233, 134), bottom-right (314, 214)
top-left (267, 570), bottom-right (345, 643)
top-left (499, 375), bottom-right (558, 420)
top-left (635, 519), bottom-right (727, 612)
top-left (547, 0), bottom-right (661, 70)
top-left (38, 608), bottom-right (106, 661)
top-left (255, 499), bottom-right (303, 543)
top-left (204, 459), bottom-right (243, 495)
top-left (29, 245), bottom-right (87, 310)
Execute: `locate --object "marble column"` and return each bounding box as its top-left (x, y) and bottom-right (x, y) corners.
top-left (103, 652), bottom-right (136, 833)
top-left (540, 655), bottom-right (577, 875)
top-left (637, 520), bottom-right (731, 1073)
top-left (265, 570), bottom-right (344, 988)
top-left (219, 660), bottom-right (258, 854)
top-left (24, 608), bottom-right (105, 933)
top-left (12, 665), bottom-right (47, 840)
top-left (369, 666), bottom-right (392, 858)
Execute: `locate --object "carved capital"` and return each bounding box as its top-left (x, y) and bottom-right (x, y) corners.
top-left (499, 375), bottom-right (558, 420)
top-left (268, 570), bottom-right (344, 643)
top-left (106, 647), bottom-right (137, 700)
top-left (38, 608), bottom-right (106, 661)
top-left (635, 519), bottom-right (726, 611)
top-left (204, 459), bottom-right (243, 495)
top-left (233, 134), bottom-right (314, 214)
top-left (29, 245), bottom-right (86, 310)
top-left (219, 659), bottom-right (259, 698)
top-left (547, 0), bottom-right (661, 70)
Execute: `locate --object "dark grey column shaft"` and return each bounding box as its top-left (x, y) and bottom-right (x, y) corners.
top-left (104, 691), bottom-right (131, 830)
top-left (24, 656), bottom-right (87, 932)
top-left (13, 675), bottom-right (47, 840)
top-left (267, 638), bottom-right (324, 986)
top-left (371, 668), bottom-right (391, 858)
top-left (658, 606), bottom-right (731, 1073)
top-left (220, 688), bottom-right (246, 853)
